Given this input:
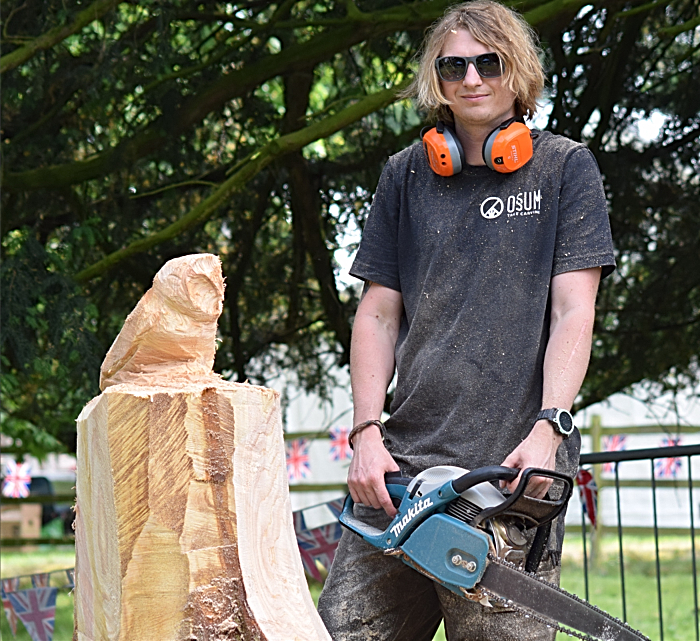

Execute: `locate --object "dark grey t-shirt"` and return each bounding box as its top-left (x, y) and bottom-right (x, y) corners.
top-left (350, 131), bottom-right (615, 479)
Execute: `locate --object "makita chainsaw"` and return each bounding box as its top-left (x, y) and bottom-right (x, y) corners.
top-left (339, 465), bottom-right (649, 641)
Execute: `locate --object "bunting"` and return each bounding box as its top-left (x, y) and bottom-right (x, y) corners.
top-left (326, 498), bottom-right (344, 519)
top-left (654, 437), bottom-right (683, 479)
top-left (2, 461), bottom-right (32, 499)
top-left (285, 438), bottom-right (312, 482)
top-left (293, 508), bottom-right (343, 582)
top-left (602, 435), bottom-right (627, 473)
top-left (575, 468), bottom-right (598, 527)
top-left (0, 572), bottom-right (71, 640)
top-left (31, 574), bottom-right (51, 589)
top-left (7, 588), bottom-right (57, 641)
top-left (329, 426), bottom-right (352, 462)
top-left (1, 581), bottom-right (19, 635)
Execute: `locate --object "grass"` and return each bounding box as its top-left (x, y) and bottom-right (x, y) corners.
top-left (557, 534), bottom-right (698, 641)
top-left (1, 536), bottom-right (696, 641)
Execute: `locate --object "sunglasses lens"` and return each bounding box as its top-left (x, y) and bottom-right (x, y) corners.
top-left (475, 53), bottom-right (502, 77)
top-left (437, 57), bottom-right (467, 81)
top-left (436, 54), bottom-right (503, 81)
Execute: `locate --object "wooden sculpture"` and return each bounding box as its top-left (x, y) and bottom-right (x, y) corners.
top-left (74, 254), bottom-right (330, 641)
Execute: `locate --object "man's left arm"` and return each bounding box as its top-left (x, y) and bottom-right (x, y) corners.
top-left (501, 266), bottom-right (602, 497)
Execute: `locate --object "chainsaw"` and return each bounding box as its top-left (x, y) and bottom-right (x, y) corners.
top-left (339, 465), bottom-right (649, 641)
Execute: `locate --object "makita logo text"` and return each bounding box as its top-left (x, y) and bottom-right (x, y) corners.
top-left (390, 498), bottom-right (433, 537)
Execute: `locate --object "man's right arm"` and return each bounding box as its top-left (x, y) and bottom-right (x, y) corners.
top-left (347, 282), bottom-right (403, 517)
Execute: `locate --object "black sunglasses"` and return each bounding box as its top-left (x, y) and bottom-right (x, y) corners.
top-left (435, 53), bottom-right (503, 81)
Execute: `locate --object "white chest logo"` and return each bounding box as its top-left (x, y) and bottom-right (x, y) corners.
top-left (480, 196), bottom-right (504, 219)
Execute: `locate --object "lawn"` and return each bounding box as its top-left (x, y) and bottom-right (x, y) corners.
top-left (1, 535), bottom-right (696, 641)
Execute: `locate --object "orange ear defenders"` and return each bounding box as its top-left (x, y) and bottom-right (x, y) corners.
top-left (421, 118), bottom-right (534, 176)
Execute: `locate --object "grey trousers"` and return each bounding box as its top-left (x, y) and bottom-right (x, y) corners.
top-left (318, 506), bottom-right (558, 641)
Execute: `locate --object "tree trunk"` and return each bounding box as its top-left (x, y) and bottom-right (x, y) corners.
top-left (74, 254), bottom-right (330, 641)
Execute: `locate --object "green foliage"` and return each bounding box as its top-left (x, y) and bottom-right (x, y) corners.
top-left (543, 2), bottom-right (700, 408)
top-left (1, 233), bottom-right (101, 456)
top-left (1, 0), bottom-right (698, 456)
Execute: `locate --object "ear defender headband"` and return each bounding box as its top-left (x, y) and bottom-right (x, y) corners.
top-left (421, 118), bottom-right (534, 176)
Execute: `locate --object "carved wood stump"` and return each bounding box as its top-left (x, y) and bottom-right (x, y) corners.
top-left (74, 254), bottom-right (330, 641)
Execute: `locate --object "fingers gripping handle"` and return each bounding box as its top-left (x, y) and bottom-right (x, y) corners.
top-left (338, 494), bottom-right (385, 539)
top-left (338, 472), bottom-right (412, 544)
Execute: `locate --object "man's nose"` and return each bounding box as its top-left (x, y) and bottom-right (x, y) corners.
top-left (462, 61), bottom-right (483, 85)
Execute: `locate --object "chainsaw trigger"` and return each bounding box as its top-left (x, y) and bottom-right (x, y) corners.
top-left (408, 480), bottom-right (423, 500)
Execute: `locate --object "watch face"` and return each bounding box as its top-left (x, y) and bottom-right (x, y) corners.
top-left (558, 411), bottom-right (574, 432)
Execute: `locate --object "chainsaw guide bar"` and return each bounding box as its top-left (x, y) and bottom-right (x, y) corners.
top-left (479, 554), bottom-right (650, 641)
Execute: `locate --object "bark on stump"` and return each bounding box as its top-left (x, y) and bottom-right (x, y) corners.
top-left (74, 254), bottom-right (330, 641)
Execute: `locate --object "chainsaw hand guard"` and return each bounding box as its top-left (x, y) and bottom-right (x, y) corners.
top-left (470, 467), bottom-right (573, 529)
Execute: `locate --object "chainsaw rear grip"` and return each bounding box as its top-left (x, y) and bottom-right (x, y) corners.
top-left (339, 473), bottom-right (411, 539)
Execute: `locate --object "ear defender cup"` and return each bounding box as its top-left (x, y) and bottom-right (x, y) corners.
top-left (482, 118), bottom-right (534, 173)
top-left (421, 122), bottom-right (465, 176)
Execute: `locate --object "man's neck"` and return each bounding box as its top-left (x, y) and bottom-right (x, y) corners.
top-left (453, 112), bottom-right (517, 166)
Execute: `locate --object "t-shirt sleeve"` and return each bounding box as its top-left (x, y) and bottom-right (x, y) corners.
top-left (348, 156), bottom-right (402, 291)
top-left (553, 147), bottom-right (616, 279)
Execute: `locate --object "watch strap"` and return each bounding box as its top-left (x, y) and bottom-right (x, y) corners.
top-left (536, 409), bottom-right (558, 423)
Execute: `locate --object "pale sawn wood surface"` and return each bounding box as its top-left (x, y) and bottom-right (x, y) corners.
top-left (74, 254), bottom-right (331, 641)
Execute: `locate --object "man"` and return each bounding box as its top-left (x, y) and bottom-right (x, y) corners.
top-left (318, 2), bottom-right (615, 639)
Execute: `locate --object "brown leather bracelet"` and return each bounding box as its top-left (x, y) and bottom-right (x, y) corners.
top-left (348, 419), bottom-right (386, 450)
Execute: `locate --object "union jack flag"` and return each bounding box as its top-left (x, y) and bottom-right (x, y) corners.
top-left (602, 435), bottom-right (627, 473)
top-left (2, 460), bottom-right (32, 498)
top-left (1, 578), bottom-right (19, 594)
top-left (1, 579), bottom-right (20, 635)
top-left (329, 426), bottom-right (352, 462)
top-left (326, 499), bottom-right (344, 519)
top-left (8, 587), bottom-right (57, 641)
top-left (31, 574), bottom-right (51, 588)
top-left (654, 437), bottom-right (682, 479)
top-left (575, 468), bottom-right (598, 527)
top-left (285, 438), bottom-right (311, 482)
top-left (294, 510), bottom-right (343, 582)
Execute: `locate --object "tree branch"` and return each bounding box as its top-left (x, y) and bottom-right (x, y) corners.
top-left (4, 0), bottom-right (575, 193)
top-left (521, 0), bottom-right (592, 29)
top-left (73, 79), bottom-right (409, 283)
top-left (659, 13), bottom-right (700, 39)
top-left (0, 0), bottom-right (121, 74)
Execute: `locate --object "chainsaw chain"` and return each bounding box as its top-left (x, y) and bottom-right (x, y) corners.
top-left (482, 554), bottom-right (651, 641)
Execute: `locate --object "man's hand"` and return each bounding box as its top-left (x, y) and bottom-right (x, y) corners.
top-left (347, 425), bottom-right (400, 517)
top-left (500, 421), bottom-right (563, 498)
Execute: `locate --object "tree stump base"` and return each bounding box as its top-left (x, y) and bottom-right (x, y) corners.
top-left (74, 254), bottom-right (330, 641)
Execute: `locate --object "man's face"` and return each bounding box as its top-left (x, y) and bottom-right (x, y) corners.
top-left (439, 29), bottom-right (517, 131)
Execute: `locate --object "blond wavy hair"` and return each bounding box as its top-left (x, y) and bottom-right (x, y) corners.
top-left (405, 0), bottom-right (544, 122)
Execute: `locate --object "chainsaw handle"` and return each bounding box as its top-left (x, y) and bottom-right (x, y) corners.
top-left (451, 465), bottom-right (519, 495)
top-left (338, 472), bottom-right (413, 542)
top-left (473, 467), bottom-right (574, 528)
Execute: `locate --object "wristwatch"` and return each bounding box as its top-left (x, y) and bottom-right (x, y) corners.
top-left (535, 408), bottom-right (575, 439)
